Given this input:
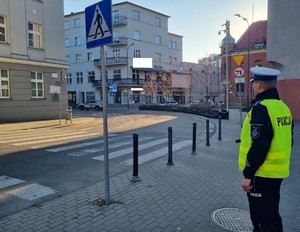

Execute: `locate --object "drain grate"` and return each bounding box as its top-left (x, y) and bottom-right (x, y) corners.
top-left (211, 208), bottom-right (253, 232)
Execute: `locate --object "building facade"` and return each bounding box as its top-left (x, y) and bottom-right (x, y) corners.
top-left (0, 0), bottom-right (68, 122)
top-left (64, 2), bottom-right (187, 106)
top-left (268, 0), bottom-right (300, 120)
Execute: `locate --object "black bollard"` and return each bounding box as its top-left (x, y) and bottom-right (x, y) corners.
top-left (131, 133), bottom-right (140, 182)
top-left (192, 123), bottom-right (197, 154)
top-left (167, 127), bottom-right (174, 165)
top-left (206, 119), bottom-right (210, 147)
top-left (218, 116), bottom-right (222, 141)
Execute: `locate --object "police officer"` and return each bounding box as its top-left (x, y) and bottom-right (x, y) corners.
top-left (238, 66), bottom-right (293, 232)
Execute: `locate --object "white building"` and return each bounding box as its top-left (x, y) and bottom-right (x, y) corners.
top-left (64, 2), bottom-right (184, 106)
top-left (0, 0), bottom-right (68, 122)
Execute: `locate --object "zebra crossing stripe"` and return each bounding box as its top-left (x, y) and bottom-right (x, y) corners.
top-left (92, 138), bottom-right (168, 161)
top-left (122, 140), bottom-right (192, 165)
top-left (0, 176), bottom-right (56, 201)
top-left (46, 134), bottom-right (127, 153)
top-left (7, 183), bottom-right (55, 201)
top-left (0, 176), bottom-right (25, 189)
top-left (12, 133), bottom-right (100, 146)
top-left (68, 138), bottom-right (154, 156)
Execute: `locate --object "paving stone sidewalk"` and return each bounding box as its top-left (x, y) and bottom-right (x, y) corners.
top-left (0, 109), bottom-right (299, 232)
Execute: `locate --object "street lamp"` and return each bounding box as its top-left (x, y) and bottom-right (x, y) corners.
top-left (218, 20), bottom-right (229, 112)
top-left (126, 42), bottom-right (134, 110)
top-left (235, 14), bottom-right (250, 110)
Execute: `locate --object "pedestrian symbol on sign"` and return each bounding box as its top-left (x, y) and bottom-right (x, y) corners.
top-left (87, 5), bottom-right (111, 43)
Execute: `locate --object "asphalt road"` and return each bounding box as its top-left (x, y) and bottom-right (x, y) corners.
top-left (0, 109), bottom-right (215, 218)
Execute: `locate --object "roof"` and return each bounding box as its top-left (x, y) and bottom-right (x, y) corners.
top-left (233, 20), bottom-right (267, 52)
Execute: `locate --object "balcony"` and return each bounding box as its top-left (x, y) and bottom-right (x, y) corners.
top-left (112, 16), bottom-right (127, 27)
top-left (93, 78), bottom-right (146, 88)
top-left (108, 36), bottom-right (128, 47)
top-left (94, 56), bottom-right (128, 67)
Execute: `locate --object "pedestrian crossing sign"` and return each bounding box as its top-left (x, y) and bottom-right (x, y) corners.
top-left (85, 0), bottom-right (112, 49)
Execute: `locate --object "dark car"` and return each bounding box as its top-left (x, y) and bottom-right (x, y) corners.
top-left (78, 100), bottom-right (103, 111)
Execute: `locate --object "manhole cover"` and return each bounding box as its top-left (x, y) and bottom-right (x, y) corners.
top-left (211, 208), bottom-right (253, 232)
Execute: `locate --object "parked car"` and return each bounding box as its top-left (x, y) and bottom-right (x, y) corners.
top-left (78, 100), bottom-right (103, 111)
top-left (159, 100), bottom-right (179, 106)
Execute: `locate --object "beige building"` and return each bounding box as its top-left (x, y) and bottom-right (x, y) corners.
top-left (0, 0), bottom-right (68, 122)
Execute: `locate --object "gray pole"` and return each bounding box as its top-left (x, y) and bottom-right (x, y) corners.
top-left (101, 45), bottom-right (110, 205)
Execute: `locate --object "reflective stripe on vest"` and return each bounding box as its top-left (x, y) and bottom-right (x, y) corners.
top-left (238, 99), bottom-right (292, 178)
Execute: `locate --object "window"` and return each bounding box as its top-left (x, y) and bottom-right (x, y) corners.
top-left (75, 54), bottom-right (82, 63)
top-left (133, 10), bottom-right (140, 21)
top-left (87, 52), bottom-right (93, 61)
top-left (155, 53), bottom-right (161, 62)
top-left (113, 49), bottom-right (120, 58)
top-left (112, 10), bottom-right (120, 23)
top-left (169, 40), bottom-right (177, 49)
top-left (74, 18), bottom-right (80, 28)
top-left (155, 17), bottom-right (161, 27)
top-left (86, 92), bottom-right (95, 102)
top-left (113, 30), bottom-right (120, 42)
top-left (155, 35), bottom-right (161, 45)
top-left (31, 72), bottom-right (44, 98)
top-left (113, 69), bottom-right (121, 81)
top-left (76, 72), bottom-right (83, 83)
top-left (67, 73), bottom-right (72, 84)
top-left (0, 15), bottom-right (7, 43)
top-left (65, 38), bottom-right (70, 47)
top-left (0, 69), bottom-right (9, 98)
top-left (75, 36), bottom-right (81, 46)
top-left (66, 55), bottom-right (70, 63)
top-left (64, 20), bottom-right (69, 29)
top-left (88, 71), bottom-right (95, 82)
top-left (236, 83), bottom-right (244, 97)
top-left (134, 49), bottom-right (141, 58)
top-left (28, 22), bottom-right (42, 48)
top-left (133, 30), bottom-right (141, 40)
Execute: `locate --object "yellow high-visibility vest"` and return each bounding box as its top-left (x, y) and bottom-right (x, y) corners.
top-left (239, 99), bottom-right (292, 178)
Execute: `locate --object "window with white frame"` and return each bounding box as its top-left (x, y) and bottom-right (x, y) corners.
top-left (113, 49), bottom-right (120, 58)
top-left (0, 15), bottom-right (7, 43)
top-left (155, 53), bottom-right (161, 62)
top-left (0, 69), bottom-right (9, 98)
top-left (155, 35), bottom-right (161, 45)
top-left (88, 71), bottom-right (95, 82)
top-left (87, 52), bottom-right (93, 61)
top-left (64, 20), bottom-right (69, 30)
top-left (75, 54), bottom-right (82, 63)
top-left (134, 49), bottom-right (141, 58)
top-left (74, 18), bottom-right (80, 28)
top-left (133, 30), bottom-right (141, 40)
top-left (67, 73), bottom-right (72, 84)
top-left (76, 72), bottom-right (83, 83)
top-left (75, 36), bottom-right (81, 46)
top-left (155, 17), bottom-right (161, 27)
top-left (112, 10), bottom-right (120, 23)
top-left (133, 10), bottom-right (140, 21)
top-left (28, 22), bottom-right (42, 48)
top-left (172, 41), bottom-right (177, 49)
top-left (31, 71), bottom-right (44, 98)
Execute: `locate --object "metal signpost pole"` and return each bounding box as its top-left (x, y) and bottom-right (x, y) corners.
top-left (85, 0), bottom-right (112, 205)
top-left (101, 45), bottom-right (110, 204)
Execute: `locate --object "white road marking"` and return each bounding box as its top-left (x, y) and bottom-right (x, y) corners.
top-left (7, 183), bottom-right (55, 201)
top-left (0, 176), bottom-right (25, 189)
top-left (92, 138), bottom-right (168, 161)
top-left (122, 140), bottom-right (192, 165)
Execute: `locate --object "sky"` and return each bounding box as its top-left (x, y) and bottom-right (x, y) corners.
top-left (64, 0), bottom-right (267, 63)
